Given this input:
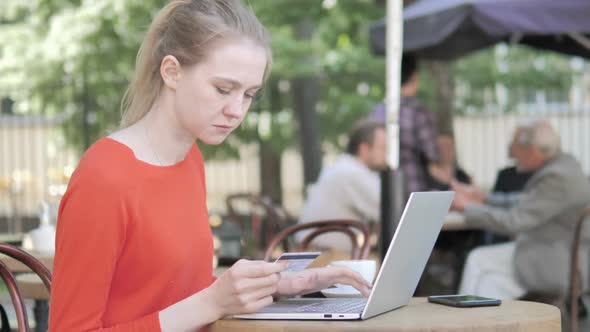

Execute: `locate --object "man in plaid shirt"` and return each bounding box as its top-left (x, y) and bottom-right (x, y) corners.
top-left (370, 54), bottom-right (440, 196)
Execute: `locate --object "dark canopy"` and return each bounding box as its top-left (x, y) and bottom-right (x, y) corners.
top-left (370, 0), bottom-right (590, 60)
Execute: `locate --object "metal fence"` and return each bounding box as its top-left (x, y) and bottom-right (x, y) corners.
top-left (454, 110), bottom-right (590, 190)
top-left (0, 113), bottom-right (78, 232)
top-left (1, 104), bottom-right (589, 227)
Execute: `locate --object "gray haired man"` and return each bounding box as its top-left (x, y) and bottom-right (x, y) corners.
top-left (452, 120), bottom-right (590, 299)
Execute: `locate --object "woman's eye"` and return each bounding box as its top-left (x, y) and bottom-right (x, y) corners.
top-left (244, 92), bottom-right (256, 100)
top-left (216, 87), bottom-right (231, 95)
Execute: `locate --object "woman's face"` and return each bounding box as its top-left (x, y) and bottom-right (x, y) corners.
top-left (172, 38), bottom-right (268, 145)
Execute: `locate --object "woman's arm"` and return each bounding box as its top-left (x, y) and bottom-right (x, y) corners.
top-left (159, 259), bottom-right (289, 331)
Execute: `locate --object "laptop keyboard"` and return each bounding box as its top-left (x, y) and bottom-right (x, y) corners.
top-left (261, 298), bottom-right (367, 314)
top-left (297, 299), bottom-right (367, 313)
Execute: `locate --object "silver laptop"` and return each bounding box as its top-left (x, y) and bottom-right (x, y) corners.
top-left (235, 191), bottom-right (454, 320)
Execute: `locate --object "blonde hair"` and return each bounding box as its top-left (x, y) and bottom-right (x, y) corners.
top-left (120, 0), bottom-right (272, 128)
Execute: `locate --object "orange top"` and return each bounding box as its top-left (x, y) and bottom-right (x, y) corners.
top-left (49, 138), bottom-right (214, 331)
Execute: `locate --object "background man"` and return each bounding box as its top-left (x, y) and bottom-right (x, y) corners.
top-left (297, 120), bottom-right (387, 250)
top-left (369, 53), bottom-right (440, 196)
top-left (452, 120), bottom-right (590, 299)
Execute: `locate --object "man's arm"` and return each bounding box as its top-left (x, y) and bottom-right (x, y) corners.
top-left (485, 191), bottom-right (522, 209)
top-left (464, 173), bottom-right (565, 235)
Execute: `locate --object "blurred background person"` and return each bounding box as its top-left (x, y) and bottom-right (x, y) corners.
top-left (490, 126), bottom-right (535, 206)
top-left (297, 120), bottom-right (387, 251)
top-left (452, 120), bottom-right (590, 299)
top-left (369, 53), bottom-right (440, 197)
top-left (482, 127), bottom-right (536, 245)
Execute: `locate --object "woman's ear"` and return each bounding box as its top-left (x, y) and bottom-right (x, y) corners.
top-left (160, 55), bottom-right (181, 90)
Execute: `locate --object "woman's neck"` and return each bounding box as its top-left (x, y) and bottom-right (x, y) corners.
top-left (139, 97), bottom-right (194, 166)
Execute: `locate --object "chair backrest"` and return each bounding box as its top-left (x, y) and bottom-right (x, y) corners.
top-left (226, 193), bottom-right (294, 258)
top-left (569, 204), bottom-right (590, 332)
top-left (0, 243), bottom-right (52, 332)
top-left (263, 220), bottom-right (371, 262)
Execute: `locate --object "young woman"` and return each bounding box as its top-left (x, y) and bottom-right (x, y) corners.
top-left (48, 1), bottom-right (371, 331)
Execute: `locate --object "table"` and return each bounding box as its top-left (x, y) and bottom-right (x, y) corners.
top-left (0, 232), bottom-right (24, 245)
top-left (211, 297), bottom-right (561, 332)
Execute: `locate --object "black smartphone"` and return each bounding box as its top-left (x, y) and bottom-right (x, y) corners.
top-left (428, 295), bottom-right (501, 307)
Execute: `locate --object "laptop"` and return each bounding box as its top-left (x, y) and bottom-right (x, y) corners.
top-left (235, 191), bottom-right (454, 320)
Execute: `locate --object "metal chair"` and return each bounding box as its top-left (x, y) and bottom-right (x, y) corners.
top-left (568, 204), bottom-right (590, 332)
top-left (0, 243), bottom-right (51, 332)
top-left (226, 193), bottom-right (295, 259)
top-left (263, 220), bottom-right (371, 262)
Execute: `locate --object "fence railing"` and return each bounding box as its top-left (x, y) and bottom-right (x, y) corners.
top-left (0, 113), bottom-right (77, 231)
top-left (454, 111), bottom-right (590, 191)
top-left (1, 105), bottom-right (589, 226)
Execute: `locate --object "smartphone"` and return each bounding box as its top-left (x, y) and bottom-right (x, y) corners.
top-left (428, 294), bottom-right (501, 307)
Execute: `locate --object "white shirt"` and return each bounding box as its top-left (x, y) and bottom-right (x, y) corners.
top-left (297, 154), bottom-right (381, 250)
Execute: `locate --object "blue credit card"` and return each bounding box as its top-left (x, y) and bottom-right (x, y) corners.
top-left (275, 252), bottom-right (321, 272)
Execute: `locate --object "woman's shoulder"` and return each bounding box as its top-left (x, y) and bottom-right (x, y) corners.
top-left (71, 138), bottom-right (141, 187)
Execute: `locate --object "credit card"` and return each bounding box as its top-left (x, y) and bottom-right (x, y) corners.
top-left (275, 252), bottom-right (321, 272)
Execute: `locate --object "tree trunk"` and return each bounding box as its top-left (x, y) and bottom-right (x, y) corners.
top-left (259, 142), bottom-right (282, 203)
top-left (426, 61), bottom-right (455, 135)
top-left (293, 19), bottom-right (322, 188)
top-left (259, 80), bottom-right (283, 204)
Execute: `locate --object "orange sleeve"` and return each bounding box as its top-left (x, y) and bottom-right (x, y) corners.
top-left (48, 168), bottom-right (162, 332)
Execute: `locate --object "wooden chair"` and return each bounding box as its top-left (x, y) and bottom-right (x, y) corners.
top-left (568, 204), bottom-right (590, 332)
top-left (0, 243), bottom-right (51, 332)
top-left (520, 204), bottom-right (590, 332)
top-left (226, 193), bottom-right (295, 259)
top-left (263, 220), bottom-right (371, 262)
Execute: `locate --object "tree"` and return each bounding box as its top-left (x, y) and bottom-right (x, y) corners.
top-left (411, 45), bottom-right (584, 138)
top-left (247, 0), bottom-right (387, 199)
top-left (0, 0), bottom-right (160, 150)
top-left (452, 45), bottom-right (581, 115)
top-left (0, 0), bottom-right (386, 203)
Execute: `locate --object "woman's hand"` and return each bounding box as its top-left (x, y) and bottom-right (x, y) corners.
top-left (205, 259), bottom-right (289, 318)
top-left (276, 266), bottom-right (372, 297)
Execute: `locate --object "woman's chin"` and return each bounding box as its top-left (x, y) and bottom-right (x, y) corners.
top-left (199, 135), bottom-right (229, 145)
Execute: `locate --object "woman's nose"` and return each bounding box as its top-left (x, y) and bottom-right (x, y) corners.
top-left (223, 95), bottom-right (247, 119)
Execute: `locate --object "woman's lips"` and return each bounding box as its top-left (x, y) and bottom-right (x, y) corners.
top-left (213, 124), bottom-right (233, 131)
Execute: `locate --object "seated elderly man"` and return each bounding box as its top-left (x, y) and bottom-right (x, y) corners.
top-left (452, 119), bottom-right (590, 299)
top-left (297, 120), bottom-right (387, 251)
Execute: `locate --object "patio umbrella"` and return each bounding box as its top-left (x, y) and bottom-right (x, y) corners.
top-left (370, 0), bottom-right (590, 60)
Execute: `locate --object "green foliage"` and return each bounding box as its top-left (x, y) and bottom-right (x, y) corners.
top-left (1, 0), bottom-right (586, 157)
top-left (452, 45), bottom-right (584, 114)
top-left (249, 0), bottom-right (385, 152)
top-left (0, 0), bottom-right (164, 151)
top-left (0, 0), bottom-right (385, 157)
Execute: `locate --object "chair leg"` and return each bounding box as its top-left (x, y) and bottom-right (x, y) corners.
top-left (34, 300), bottom-right (49, 332)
